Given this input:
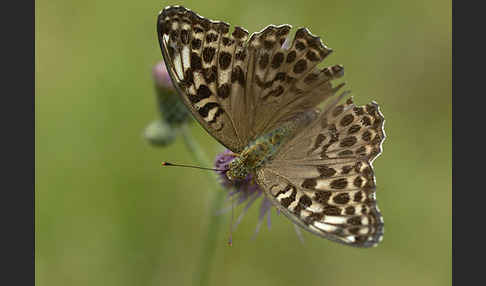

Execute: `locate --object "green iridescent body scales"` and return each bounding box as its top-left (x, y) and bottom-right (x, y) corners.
top-left (227, 111), bottom-right (317, 180)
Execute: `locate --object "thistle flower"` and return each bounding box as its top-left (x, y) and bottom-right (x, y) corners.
top-left (145, 61), bottom-right (192, 147)
top-left (214, 149), bottom-right (274, 237)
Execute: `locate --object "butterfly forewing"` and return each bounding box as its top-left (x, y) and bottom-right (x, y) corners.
top-left (157, 6), bottom-right (245, 151)
top-left (157, 6), bottom-right (346, 149)
top-left (246, 27), bottom-right (344, 139)
top-left (257, 97), bottom-right (385, 247)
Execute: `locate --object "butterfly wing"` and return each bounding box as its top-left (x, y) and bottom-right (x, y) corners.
top-left (256, 97), bottom-right (385, 247)
top-left (157, 6), bottom-right (248, 151)
top-left (243, 26), bottom-right (345, 140)
top-left (157, 6), bottom-right (344, 151)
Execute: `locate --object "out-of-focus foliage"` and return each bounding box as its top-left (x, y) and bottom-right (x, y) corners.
top-left (36, 0), bottom-right (451, 285)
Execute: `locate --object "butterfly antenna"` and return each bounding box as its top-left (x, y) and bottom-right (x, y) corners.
top-left (161, 162), bottom-right (227, 172)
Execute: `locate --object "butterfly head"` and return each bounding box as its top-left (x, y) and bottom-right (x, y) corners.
top-left (226, 157), bottom-right (250, 181)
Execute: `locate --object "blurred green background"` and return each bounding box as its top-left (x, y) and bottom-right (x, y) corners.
top-left (36, 0), bottom-right (451, 285)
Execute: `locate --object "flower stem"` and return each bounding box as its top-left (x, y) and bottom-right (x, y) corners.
top-left (180, 125), bottom-right (226, 286)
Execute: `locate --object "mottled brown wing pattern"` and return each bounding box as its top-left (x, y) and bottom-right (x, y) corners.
top-left (257, 97), bottom-right (385, 247)
top-left (245, 26), bottom-right (345, 139)
top-left (157, 6), bottom-right (247, 151)
top-left (157, 6), bottom-right (345, 150)
top-left (279, 97), bottom-right (385, 162)
top-left (158, 6), bottom-right (386, 247)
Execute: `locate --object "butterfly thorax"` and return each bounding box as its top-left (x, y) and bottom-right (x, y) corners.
top-left (227, 128), bottom-right (289, 180)
top-left (227, 111), bottom-right (318, 180)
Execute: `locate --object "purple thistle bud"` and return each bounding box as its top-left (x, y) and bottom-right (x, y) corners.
top-left (145, 61), bottom-right (192, 148)
top-left (149, 61), bottom-right (192, 136)
top-left (152, 61), bottom-right (175, 91)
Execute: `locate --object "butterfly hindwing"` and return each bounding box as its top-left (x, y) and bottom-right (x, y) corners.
top-left (257, 97), bottom-right (385, 247)
top-left (278, 97), bottom-right (385, 162)
top-left (256, 167), bottom-right (383, 247)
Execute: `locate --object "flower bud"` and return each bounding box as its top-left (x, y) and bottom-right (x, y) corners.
top-left (152, 61), bottom-right (192, 127)
top-left (144, 119), bottom-right (177, 147)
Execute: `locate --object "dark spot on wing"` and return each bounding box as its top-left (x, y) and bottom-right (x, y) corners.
top-left (180, 30), bottom-right (189, 44)
top-left (323, 205), bottom-right (341, 215)
top-left (203, 47), bottom-right (216, 63)
top-left (219, 52), bottom-right (232, 70)
top-left (206, 33), bottom-right (218, 43)
top-left (190, 52), bottom-right (202, 70)
top-left (354, 176), bottom-right (364, 187)
top-left (259, 53), bottom-right (269, 69)
top-left (302, 178), bottom-right (317, 189)
top-left (340, 114), bottom-right (354, 127)
top-left (345, 206), bottom-right (355, 215)
top-left (293, 59), bottom-right (307, 73)
top-left (191, 38), bottom-right (201, 50)
top-left (232, 26), bottom-right (248, 39)
top-left (306, 51), bottom-right (320, 61)
top-left (340, 136), bottom-right (357, 147)
top-left (315, 191), bottom-right (331, 204)
top-left (333, 193), bottom-right (350, 204)
top-left (348, 124), bottom-right (361, 134)
top-left (271, 52), bottom-right (284, 69)
top-left (331, 178), bottom-right (348, 189)
top-left (295, 41), bottom-right (306, 51)
top-left (281, 189), bottom-right (297, 208)
top-left (286, 51), bottom-right (296, 63)
top-left (317, 165), bottom-right (336, 177)
top-left (203, 66), bottom-right (217, 83)
top-left (231, 66), bottom-right (246, 86)
top-left (217, 83), bottom-right (231, 99)
top-left (235, 51), bottom-right (246, 61)
top-left (198, 102), bottom-right (219, 117)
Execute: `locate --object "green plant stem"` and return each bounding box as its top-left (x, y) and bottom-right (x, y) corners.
top-left (180, 125), bottom-right (226, 286)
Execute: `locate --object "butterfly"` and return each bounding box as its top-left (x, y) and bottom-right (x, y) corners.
top-left (157, 6), bottom-right (385, 247)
